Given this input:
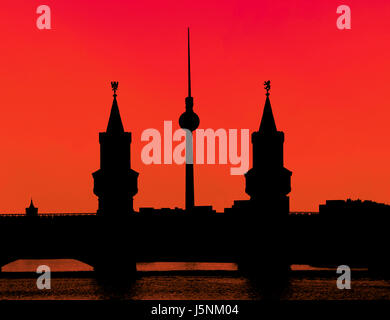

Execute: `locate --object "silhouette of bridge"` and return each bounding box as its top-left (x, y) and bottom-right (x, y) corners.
top-left (0, 212), bottom-right (387, 281)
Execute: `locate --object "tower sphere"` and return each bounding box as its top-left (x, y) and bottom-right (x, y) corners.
top-left (179, 108), bottom-right (199, 132)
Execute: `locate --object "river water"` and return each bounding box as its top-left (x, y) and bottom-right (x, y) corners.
top-left (1, 260), bottom-right (390, 300)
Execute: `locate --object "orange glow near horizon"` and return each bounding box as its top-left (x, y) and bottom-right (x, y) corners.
top-left (0, 0), bottom-right (390, 213)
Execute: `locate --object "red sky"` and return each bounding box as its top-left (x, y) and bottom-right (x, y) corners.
top-left (0, 0), bottom-right (389, 213)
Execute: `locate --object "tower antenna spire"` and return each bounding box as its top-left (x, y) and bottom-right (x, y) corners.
top-left (187, 27), bottom-right (191, 97)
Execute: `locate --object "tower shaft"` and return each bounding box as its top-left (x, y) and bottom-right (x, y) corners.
top-left (186, 163), bottom-right (194, 210)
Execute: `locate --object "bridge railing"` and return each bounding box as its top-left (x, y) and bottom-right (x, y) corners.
top-left (0, 212), bottom-right (319, 218)
top-left (0, 213), bottom-right (96, 217)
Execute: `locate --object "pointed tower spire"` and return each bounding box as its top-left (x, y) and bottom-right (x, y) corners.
top-left (187, 27), bottom-right (191, 98)
top-left (106, 81), bottom-right (125, 134)
top-left (259, 80), bottom-right (277, 133)
top-left (26, 198), bottom-right (38, 216)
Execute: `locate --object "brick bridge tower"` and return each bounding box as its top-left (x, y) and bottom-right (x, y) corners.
top-left (245, 81), bottom-right (292, 216)
top-left (239, 81), bottom-right (292, 285)
top-left (92, 82), bottom-right (139, 216)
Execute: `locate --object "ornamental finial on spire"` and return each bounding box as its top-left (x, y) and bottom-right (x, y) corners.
top-left (264, 80), bottom-right (271, 96)
top-left (111, 81), bottom-right (119, 97)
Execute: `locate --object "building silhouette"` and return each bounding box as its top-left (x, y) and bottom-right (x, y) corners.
top-left (319, 199), bottom-right (390, 220)
top-left (92, 82), bottom-right (139, 216)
